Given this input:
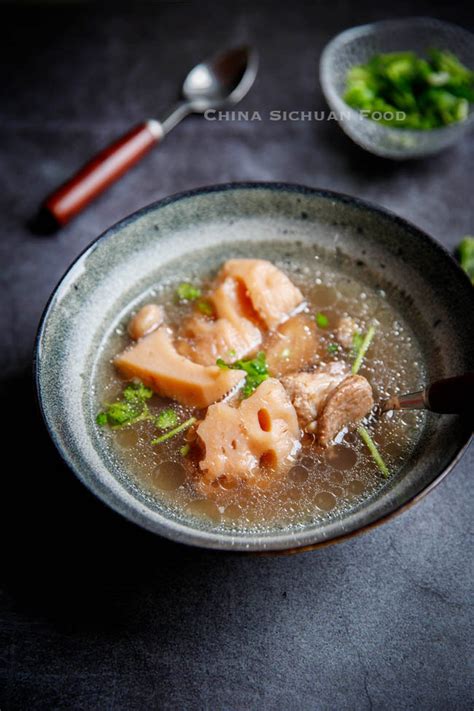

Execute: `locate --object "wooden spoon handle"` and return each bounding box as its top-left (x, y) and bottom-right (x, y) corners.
top-left (425, 372), bottom-right (474, 414)
top-left (43, 120), bottom-right (163, 226)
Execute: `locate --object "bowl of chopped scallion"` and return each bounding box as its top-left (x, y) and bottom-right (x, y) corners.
top-left (320, 18), bottom-right (474, 158)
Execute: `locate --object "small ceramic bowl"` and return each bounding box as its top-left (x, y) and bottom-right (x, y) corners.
top-left (320, 18), bottom-right (474, 159)
top-left (35, 184), bottom-right (473, 552)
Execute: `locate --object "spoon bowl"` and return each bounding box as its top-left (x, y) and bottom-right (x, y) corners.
top-left (182, 45), bottom-right (258, 110)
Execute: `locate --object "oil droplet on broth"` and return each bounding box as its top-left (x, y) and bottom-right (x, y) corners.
top-left (186, 499), bottom-right (221, 522)
top-left (115, 428), bottom-right (140, 449)
top-left (314, 491), bottom-right (337, 512)
top-left (347, 479), bottom-right (365, 496)
top-left (285, 484), bottom-right (305, 502)
top-left (310, 284), bottom-right (339, 307)
top-left (152, 461), bottom-right (186, 491)
top-left (325, 444), bottom-right (358, 470)
top-left (328, 485), bottom-right (345, 498)
top-left (288, 465), bottom-right (309, 483)
top-left (222, 503), bottom-right (242, 521)
top-left (326, 469), bottom-right (345, 486)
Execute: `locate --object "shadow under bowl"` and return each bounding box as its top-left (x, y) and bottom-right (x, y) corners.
top-left (35, 183), bottom-right (474, 551)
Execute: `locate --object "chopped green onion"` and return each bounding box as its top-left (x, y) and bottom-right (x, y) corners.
top-left (176, 282), bottom-right (201, 301)
top-left (155, 408), bottom-right (178, 430)
top-left (96, 412), bottom-right (108, 426)
top-left (352, 325), bottom-right (376, 374)
top-left (327, 343), bottom-right (339, 355)
top-left (180, 443), bottom-right (190, 457)
top-left (358, 426), bottom-right (389, 478)
top-left (316, 312), bottom-right (329, 328)
top-left (151, 417), bottom-right (197, 445)
top-left (197, 299), bottom-right (214, 316)
top-left (344, 49), bottom-right (474, 130)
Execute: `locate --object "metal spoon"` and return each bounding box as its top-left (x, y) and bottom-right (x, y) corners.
top-left (380, 373), bottom-right (474, 415)
top-left (39, 46), bottom-right (258, 229)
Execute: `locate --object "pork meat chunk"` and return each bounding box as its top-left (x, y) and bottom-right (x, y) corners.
top-left (317, 374), bottom-right (374, 447)
top-left (281, 362), bottom-right (347, 425)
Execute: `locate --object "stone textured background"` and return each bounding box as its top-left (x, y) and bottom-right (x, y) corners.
top-left (1, 1), bottom-right (472, 709)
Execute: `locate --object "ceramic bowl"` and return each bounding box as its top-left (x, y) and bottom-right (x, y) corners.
top-left (35, 184), bottom-right (474, 551)
top-left (320, 18), bottom-right (474, 159)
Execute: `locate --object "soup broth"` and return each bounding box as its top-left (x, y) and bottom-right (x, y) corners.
top-left (94, 243), bottom-right (426, 532)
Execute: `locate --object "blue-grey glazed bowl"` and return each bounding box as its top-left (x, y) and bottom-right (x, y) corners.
top-left (35, 184), bottom-right (473, 552)
top-left (320, 18), bottom-right (474, 159)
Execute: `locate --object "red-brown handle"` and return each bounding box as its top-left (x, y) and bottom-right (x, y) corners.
top-left (43, 120), bottom-right (163, 226)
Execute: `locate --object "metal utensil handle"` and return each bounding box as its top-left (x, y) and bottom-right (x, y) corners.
top-left (425, 372), bottom-right (474, 414)
top-left (43, 120), bottom-right (163, 226)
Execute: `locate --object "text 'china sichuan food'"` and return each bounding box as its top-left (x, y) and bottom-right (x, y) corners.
top-left (96, 257), bottom-right (426, 529)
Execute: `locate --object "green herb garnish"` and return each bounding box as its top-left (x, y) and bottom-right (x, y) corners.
top-left (316, 312), bottom-right (329, 328)
top-left (151, 417), bottom-right (197, 445)
top-left (458, 236), bottom-right (474, 283)
top-left (327, 343), bottom-right (340, 355)
top-left (180, 443), bottom-right (191, 457)
top-left (352, 325), bottom-right (376, 374)
top-left (352, 331), bottom-right (364, 355)
top-left (96, 381), bottom-right (153, 428)
top-left (217, 351), bottom-right (269, 398)
top-left (122, 382), bottom-right (153, 403)
top-left (358, 426), bottom-right (389, 478)
top-left (155, 408), bottom-right (178, 430)
top-left (196, 299), bottom-right (214, 316)
top-left (176, 282), bottom-right (201, 302)
top-left (344, 49), bottom-right (474, 129)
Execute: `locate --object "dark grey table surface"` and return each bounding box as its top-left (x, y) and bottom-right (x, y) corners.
top-left (1, 2), bottom-right (473, 710)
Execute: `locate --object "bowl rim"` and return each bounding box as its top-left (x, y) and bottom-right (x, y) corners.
top-left (320, 16), bottom-right (474, 138)
top-left (34, 182), bottom-right (473, 552)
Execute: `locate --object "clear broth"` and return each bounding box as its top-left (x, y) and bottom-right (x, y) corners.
top-left (94, 245), bottom-right (426, 532)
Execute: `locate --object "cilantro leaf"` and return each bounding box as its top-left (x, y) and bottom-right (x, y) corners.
top-left (155, 408), bottom-right (178, 430)
top-left (123, 382), bottom-right (153, 402)
top-left (458, 236), bottom-right (474, 283)
top-left (176, 282), bottom-right (201, 301)
top-left (96, 380), bottom-right (153, 428)
top-left (217, 351), bottom-right (269, 398)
